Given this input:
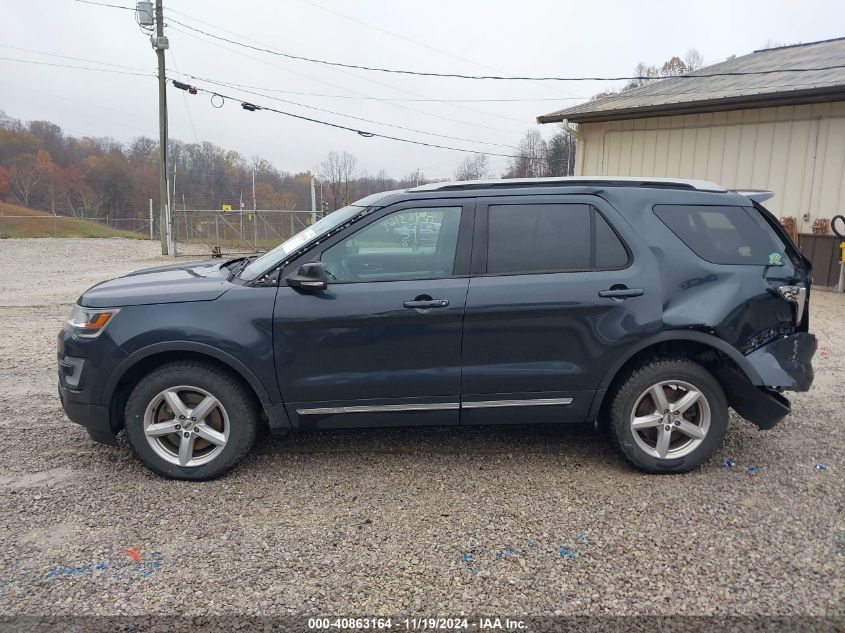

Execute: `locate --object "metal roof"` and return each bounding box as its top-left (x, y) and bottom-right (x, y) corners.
top-left (538, 37), bottom-right (845, 124)
top-left (407, 176), bottom-right (726, 192)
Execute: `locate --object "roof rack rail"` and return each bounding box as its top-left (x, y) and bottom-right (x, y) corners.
top-left (408, 176), bottom-right (726, 193)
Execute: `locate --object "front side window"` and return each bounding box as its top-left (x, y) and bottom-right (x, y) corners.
top-left (239, 204), bottom-right (362, 280)
top-left (321, 207), bottom-right (462, 282)
top-left (654, 205), bottom-right (791, 266)
top-left (486, 203), bottom-right (628, 274)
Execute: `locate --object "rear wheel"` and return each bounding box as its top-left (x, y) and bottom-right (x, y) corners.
top-left (606, 359), bottom-right (727, 473)
top-left (124, 361), bottom-right (258, 480)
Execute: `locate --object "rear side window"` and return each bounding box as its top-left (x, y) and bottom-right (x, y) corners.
top-left (486, 203), bottom-right (629, 274)
top-left (595, 211), bottom-right (629, 268)
top-left (654, 204), bottom-right (790, 266)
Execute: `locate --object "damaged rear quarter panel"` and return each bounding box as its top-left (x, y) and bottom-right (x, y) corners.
top-left (745, 332), bottom-right (817, 391)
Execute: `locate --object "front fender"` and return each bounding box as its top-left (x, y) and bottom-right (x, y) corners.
top-left (104, 340), bottom-right (273, 405)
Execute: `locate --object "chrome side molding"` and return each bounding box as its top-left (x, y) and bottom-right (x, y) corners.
top-left (462, 397), bottom-right (573, 409)
top-left (296, 402), bottom-right (460, 415)
top-left (297, 397), bottom-right (573, 415)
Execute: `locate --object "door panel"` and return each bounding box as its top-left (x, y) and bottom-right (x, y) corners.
top-left (461, 195), bottom-right (659, 424)
top-left (273, 201), bottom-right (474, 429)
top-left (462, 269), bottom-right (654, 422)
top-left (275, 279), bottom-right (469, 428)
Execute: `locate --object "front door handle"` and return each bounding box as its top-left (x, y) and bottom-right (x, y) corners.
top-left (403, 298), bottom-right (449, 309)
top-left (598, 287), bottom-right (644, 299)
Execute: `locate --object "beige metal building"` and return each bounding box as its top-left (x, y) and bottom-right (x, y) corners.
top-left (538, 38), bottom-right (845, 285)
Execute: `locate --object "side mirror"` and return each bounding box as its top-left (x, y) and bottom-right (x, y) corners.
top-left (287, 262), bottom-right (328, 291)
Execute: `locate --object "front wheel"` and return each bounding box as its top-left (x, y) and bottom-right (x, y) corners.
top-left (124, 361), bottom-right (258, 480)
top-left (606, 359), bottom-right (728, 473)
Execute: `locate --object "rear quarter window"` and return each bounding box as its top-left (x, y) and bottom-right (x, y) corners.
top-left (653, 204), bottom-right (789, 266)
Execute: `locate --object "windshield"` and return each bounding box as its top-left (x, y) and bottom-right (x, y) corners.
top-left (239, 205), bottom-right (364, 280)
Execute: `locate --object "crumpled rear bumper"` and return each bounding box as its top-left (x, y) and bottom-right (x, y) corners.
top-left (746, 332), bottom-right (816, 392)
top-left (720, 332), bottom-right (817, 430)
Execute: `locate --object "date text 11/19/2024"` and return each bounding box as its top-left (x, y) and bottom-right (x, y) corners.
top-left (307, 617), bottom-right (527, 630)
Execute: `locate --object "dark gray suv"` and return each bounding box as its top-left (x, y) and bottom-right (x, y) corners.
top-left (58, 177), bottom-right (816, 480)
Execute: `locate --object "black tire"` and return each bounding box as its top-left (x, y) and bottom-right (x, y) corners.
top-left (124, 361), bottom-right (258, 480)
top-left (606, 358), bottom-right (728, 473)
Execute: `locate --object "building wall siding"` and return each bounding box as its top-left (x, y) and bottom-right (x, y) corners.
top-left (574, 101), bottom-right (845, 232)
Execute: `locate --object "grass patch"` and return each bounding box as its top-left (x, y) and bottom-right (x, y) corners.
top-left (0, 203), bottom-right (148, 239)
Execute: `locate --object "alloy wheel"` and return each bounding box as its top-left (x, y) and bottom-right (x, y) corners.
top-left (630, 379), bottom-right (710, 459)
top-left (143, 385), bottom-right (230, 467)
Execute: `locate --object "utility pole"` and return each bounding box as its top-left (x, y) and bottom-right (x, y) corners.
top-left (252, 170), bottom-right (257, 249)
top-left (252, 170), bottom-right (257, 214)
top-left (310, 175), bottom-right (317, 224)
top-left (153, 0), bottom-right (170, 255)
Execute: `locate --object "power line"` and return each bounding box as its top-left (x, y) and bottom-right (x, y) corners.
top-left (0, 56), bottom-right (154, 77)
top-left (164, 16), bottom-right (845, 82)
top-left (181, 74), bottom-right (521, 150)
top-left (168, 48), bottom-right (200, 144)
top-left (188, 71), bottom-right (834, 104)
top-left (69, 0), bottom-right (845, 83)
top-left (183, 81), bottom-right (523, 159)
top-left (294, 0), bottom-right (583, 100)
top-left (167, 24), bottom-right (525, 137)
top-left (6, 43), bottom-right (815, 102)
top-left (173, 75), bottom-right (581, 102)
top-left (165, 18), bottom-right (528, 129)
top-left (169, 77), bottom-right (581, 102)
top-left (0, 44), bottom-right (151, 72)
top-left (72, 0), bottom-right (135, 9)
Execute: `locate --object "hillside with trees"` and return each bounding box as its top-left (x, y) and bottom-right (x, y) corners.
top-left (0, 110), bottom-right (577, 220)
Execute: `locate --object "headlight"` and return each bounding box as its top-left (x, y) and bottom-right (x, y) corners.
top-left (64, 305), bottom-right (120, 338)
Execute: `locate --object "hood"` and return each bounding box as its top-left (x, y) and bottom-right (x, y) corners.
top-left (79, 260), bottom-right (233, 308)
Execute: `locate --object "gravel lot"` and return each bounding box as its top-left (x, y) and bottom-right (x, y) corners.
top-left (0, 238), bottom-right (843, 621)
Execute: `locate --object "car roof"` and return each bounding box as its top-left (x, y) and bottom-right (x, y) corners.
top-left (351, 177), bottom-right (750, 209)
top-left (407, 176), bottom-right (726, 193)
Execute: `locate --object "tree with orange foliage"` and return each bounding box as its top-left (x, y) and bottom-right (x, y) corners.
top-left (0, 165), bottom-right (9, 198)
top-left (254, 180), bottom-right (297, 210)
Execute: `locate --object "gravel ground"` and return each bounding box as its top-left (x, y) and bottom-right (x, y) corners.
top-left (0, 238), bottom-right (843, 621)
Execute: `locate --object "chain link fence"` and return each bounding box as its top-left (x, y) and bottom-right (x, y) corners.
top-left (171, 210), bottom-right (320, 257)
top-left (0, 210), bottom-right (320, 258)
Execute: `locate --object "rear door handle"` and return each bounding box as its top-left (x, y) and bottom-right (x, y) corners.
top-left (403, 299), bottom-right (449, 309)
top-left (598, 287), bottom-right (644, 299)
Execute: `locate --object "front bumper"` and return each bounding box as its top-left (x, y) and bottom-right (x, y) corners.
top-left (58, 381), bottom-right (117, 445)
top-left (57, 328), bottom-right (126, 446)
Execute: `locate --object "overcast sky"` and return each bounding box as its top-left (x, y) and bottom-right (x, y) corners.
top-left (3, 0), bottom-right (844, 180)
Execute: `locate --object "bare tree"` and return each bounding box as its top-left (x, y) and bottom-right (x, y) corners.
top-left (617, 50), bottom-right (704, 95)
top-left (397, 169), bottom-right (427, 188)
top-left (374, 169), bottom-right (390, 191)
top-left (546, 126), bottom-right (577, 177)
top-left (319, 151), bottom-right (357, 210)
top-left (7, 152), bottom-right (41, 207)
top-left (339, 152), bottom-right (357, 206)
top-left (454, 154), bottom-right (490, 181)
top-left (504, 130), bottom-right (547, 179)
top-left (623, 62), bottom-right (659, 90)
top-left (684, 49), bottom-right (704, 71)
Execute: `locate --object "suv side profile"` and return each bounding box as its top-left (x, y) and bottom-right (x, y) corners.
top-left (58, 177), bottom-right (816, 480)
